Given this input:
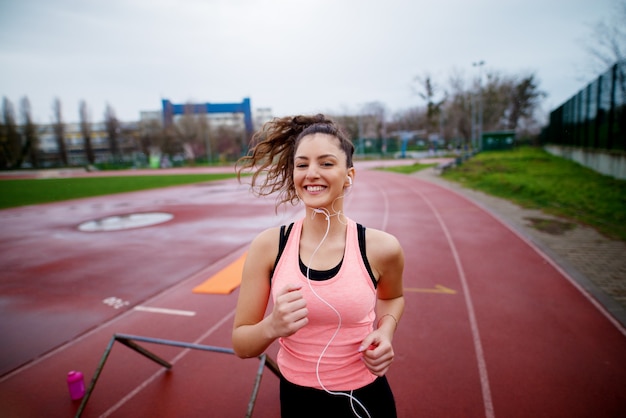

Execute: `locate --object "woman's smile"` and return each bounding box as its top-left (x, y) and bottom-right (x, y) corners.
top-left (304, 185), bottom-right (327, 194)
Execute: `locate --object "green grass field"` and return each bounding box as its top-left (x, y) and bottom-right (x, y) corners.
top-left (441, 147), bottom-right (626, 241)
top-left (378, 162), bottom-right (438, 174)
top-left (0, 173), bottom-right (236, 209)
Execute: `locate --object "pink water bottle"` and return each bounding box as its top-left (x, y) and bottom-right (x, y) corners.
top-left (67, 371), bottom-right (86, 400)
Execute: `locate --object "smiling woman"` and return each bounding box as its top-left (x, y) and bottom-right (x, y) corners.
top-left (233, 114), bottom-right (405, 418)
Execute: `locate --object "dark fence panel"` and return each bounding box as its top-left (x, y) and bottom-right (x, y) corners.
top-left (545, 61), bottom-right (626, 151)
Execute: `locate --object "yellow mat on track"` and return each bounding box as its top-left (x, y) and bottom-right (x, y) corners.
top-left (192, 252), bottom-right (247, 294)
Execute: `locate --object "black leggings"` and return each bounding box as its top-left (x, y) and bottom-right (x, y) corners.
top-left (280, 376), bottom-right (397, 418)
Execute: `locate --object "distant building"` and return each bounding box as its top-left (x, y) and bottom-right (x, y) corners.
top-left (139, 105), bottom-right (273, 132)
top-left (37, 121), bottom-right (139, 167)
top-left (30, 100), bottom-right (272, 167)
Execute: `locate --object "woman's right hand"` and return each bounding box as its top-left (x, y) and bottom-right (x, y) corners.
top-left (269, 283), bottom-right (308, 338)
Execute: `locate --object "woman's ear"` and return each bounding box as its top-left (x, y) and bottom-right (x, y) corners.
top-left (345, 168), bottom-right (355, 187)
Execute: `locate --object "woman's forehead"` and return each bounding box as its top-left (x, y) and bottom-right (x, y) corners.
top-left (296, 133), bottom-right (344, 155)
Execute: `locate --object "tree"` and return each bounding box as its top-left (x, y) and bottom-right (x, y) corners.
top-left (413, 73), bottom-right (446, 137)
top-left (20, 97), bottom-right (40, 168)
top-left (360, 102), bottom-right (387, 139)
top-left (584, 0), bottom-right (626, 107)
top-left (478, 71), bottom-right (511, 133)
top-left (175, 103), bottom-right (207, 162)
top-left (213, 125), bottom-right (243, 160)
top-left (387, 108), bottom-right (424, 133)
top-left (197, 110), bottom-right (211, 163)
top-left (505, 74), bottom-right (546, 131)
top-left (584, 0), bottom-right (625, 73)
top-left (332, 112), bottom-right (360, 144)
top-left (52, 97), bottom-right (68, 166)
top-left (139, 117), bottom-right (165, 162)
top-left (444, 70), bottom-right (472, 144)
top-left (422, 68), bottom-right (548, 145)
top-left (1, 97), bottom-right (21, 169)
top-left (104, 103), bottom-right (121, 161)
top-left (79, 100), bottom-right (95, 165)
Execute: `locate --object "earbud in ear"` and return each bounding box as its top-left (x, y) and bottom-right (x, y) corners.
top-left (347, 176), bottom-right (352, 185)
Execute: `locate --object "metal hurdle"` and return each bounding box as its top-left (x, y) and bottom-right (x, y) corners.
top-left (75, 333), bottom-right (281, 418)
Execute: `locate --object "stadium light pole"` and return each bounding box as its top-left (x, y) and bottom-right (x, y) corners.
top-left (473, 60), bottom-right (485, 151)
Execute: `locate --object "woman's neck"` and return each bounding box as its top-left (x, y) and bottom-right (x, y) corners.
top-left (303, 207), bottom-right (347, 239)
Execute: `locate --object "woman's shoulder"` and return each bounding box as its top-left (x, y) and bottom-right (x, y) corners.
top-left (245, 226), bottom-right (284, 276)
top-left (250, 226), bottom-right (283, 252)
top-left (362, 226), bottom-right (404, 289)
top-left (363, 226), bottom-right (403, 259)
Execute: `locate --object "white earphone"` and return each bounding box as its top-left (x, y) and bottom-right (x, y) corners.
top-left (347, 176), bottom-right (352, 186)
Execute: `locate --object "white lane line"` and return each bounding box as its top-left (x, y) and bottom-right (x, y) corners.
top-left (463, 195), bottom-right (626, 338)
top-left (414, 187), bottom-right (496, 418)
top-left (100, 309), bottom-right (236, 417)
top-left (133, 306), bottom-right (196, 316)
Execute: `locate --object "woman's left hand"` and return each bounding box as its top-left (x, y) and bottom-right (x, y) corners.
top-left (358, 330), bottom-right (395, 376)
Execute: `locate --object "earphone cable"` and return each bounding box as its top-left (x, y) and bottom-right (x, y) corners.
top-left (306, 207), bottom-right (371, 418)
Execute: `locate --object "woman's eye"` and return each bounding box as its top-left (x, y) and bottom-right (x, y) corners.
top-left (322, 162), bottom-right (334, 167)
top-left (296, 164), bottom-right (308, 168)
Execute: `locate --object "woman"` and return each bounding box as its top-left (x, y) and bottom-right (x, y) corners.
top-left (232, 114), bottom-right (405, 417)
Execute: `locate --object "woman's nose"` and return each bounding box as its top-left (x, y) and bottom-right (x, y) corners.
top-left (305, 164), bottom-right (320, 179)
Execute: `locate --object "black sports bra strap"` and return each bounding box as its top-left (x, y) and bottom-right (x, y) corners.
top-left (271, 223), bottom-right (294, 281)
top-left (357, 223), bottom-right (378, 289)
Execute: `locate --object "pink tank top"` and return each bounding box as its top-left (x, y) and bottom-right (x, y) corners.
top-left (271, 218), bottom-right (377, 390)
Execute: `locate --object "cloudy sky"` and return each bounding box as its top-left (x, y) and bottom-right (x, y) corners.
top-left (0, 0), bottom-right (617, 124)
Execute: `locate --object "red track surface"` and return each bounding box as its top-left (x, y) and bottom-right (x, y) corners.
top-left (1, 166), bottom-right (625, 417)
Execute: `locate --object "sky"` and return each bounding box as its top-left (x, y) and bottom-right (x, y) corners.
top-left (0, 0), bottom-right (618, 124)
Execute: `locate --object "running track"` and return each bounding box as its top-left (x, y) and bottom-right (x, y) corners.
top-left (0, 166), bottom-right (625, 417)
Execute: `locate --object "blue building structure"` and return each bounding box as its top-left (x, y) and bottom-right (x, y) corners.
top-left (161, 98), bottom-right (254, 140)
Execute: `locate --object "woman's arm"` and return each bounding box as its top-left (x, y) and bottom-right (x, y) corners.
top-left (359, 229), bottom-right (405, 376)
top-left (232, 227), bottom-right (309, 358)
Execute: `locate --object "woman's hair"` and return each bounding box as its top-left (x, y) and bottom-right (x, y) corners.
top-left (236, 114), bottom-right (354, 207)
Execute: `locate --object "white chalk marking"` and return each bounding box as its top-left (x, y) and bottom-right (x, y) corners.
top-left (133, 305), bottom-right (196, 317)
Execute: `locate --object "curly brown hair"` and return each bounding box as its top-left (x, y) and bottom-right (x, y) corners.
top-left (236, 114), bottom-right (354, 208)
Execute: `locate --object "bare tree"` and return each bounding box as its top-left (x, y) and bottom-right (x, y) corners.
top-left (139, 118), bottom-right (165, 162)
top-left (20, 97), bottom-right (40, 168)
top-left (213, 125), bottom-right (243, 160)
top-left (413, 73), bottom-right (446, 137)
top-left (175, 102), bottom-right (207, 162)
top-left (584, 0), bottom-right (626, 74)
top-left (332, 113), bottom-right (360, 143)
top-left (79, 100), bottom-right (95, 165)
top-left (1, 97), bottom-right (21, 169)
top-left (52, 97), bottom-right (68, 166)
top-left (586, 0), bottom-right (626, 109)
top-left (104, 103), bottom-right (121, 161)
top-left (478, 71), bottom-right (511, 133)
top-left (505, 73), bottom-right (546, 132)
top-left (196, 110), bottom-right (211, 163)
top-left (433, 68), bottom-right (547, 144)
top-left (360, 102), bottom-right (387, 139)
top-left (387, 108), bottom-right (424, 133)
top-left (444, 70), bottom-right (472, 144)
top-left (161, 124), bottom-right (181, 161)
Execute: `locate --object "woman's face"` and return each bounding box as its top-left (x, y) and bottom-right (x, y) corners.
top-left (293, 133), bottom-right (354, 209)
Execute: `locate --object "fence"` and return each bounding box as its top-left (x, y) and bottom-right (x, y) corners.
top-left (545, 60), bottom-right (626, 151)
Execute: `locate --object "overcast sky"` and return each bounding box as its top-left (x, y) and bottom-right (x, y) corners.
top-left (0, 0), bottom-right (617, 124)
